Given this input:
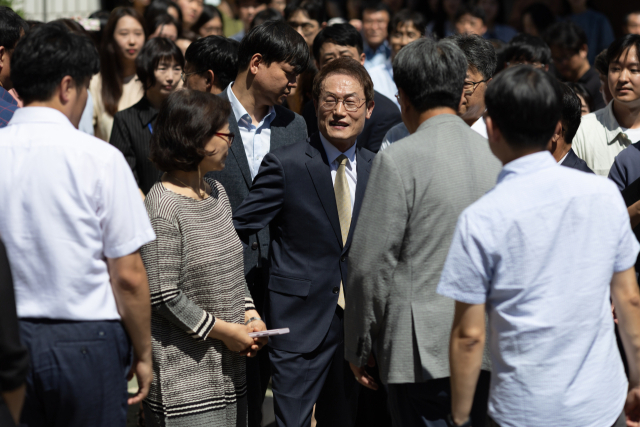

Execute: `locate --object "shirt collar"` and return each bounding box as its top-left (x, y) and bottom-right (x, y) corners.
top-left (601, 101), bottom-right (631, 146)
top-left (319, 132), bottom-right (357, 165)
top-left (0, 86), bottom-right (18, 107)
top-left (364, 40), bottom-right (391, 59)
top-left (8, 106), bottom-right (75, 128)
top-left (226, 82), bottom-right (276, 128)
top-left (497, 151), bottom-right (557, 185)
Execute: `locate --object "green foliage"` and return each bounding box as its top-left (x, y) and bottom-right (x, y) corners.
top-left (0, 0), bottom-right (25, 17)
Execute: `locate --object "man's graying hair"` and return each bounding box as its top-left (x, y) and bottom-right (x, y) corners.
top-left (393, 37), bottom-right (467, 112)
top-left (448, 33), bottom-right (497, 80)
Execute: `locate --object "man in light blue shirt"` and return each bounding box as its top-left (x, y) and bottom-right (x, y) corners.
top-left (362, 2), bottom-right (391, 71)
top-left (438, 65), bottom-right (640, 427)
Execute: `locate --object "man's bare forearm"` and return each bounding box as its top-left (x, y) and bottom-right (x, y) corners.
top-left (628, 201), bottom-right (640, 230)
top-left (1, 384), bottom-right (25, 425)
top-left (612, 268), bottom-right (640, 387)
top-left (108, 252), bottom-right (152, 362)
top-left (450, 302), bottom-right (486, 425)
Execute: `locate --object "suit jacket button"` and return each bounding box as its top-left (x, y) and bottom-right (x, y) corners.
top-left (340, 256), bottom-right (346, 262)
top-left (332, 287), bottom-right (339, 294)
top-left (251, 242), bottom-right (258, 250)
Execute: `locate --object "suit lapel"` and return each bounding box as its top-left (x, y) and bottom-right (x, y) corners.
top-left (270, 106), bottom-right (288, 152)
top-left (305, 134), bottom-right (343, 247)
top-left (135, 97), bottom-right (158, 130)
top-left (343, 148), bottom-right (373, 254)
top-left (220, 90), bottom-right (253, 188)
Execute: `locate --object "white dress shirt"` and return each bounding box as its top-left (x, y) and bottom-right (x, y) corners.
top-left (0, 107), bottom-right (156, 321)
top-left (227, 83), bottom-right (276, 180)
top-left (470, 115), bottom-right (488, 138)
top-left (319, 133), bottom-right (357, 212)
top-left (438, 152), bottom-right (637, 427)
top-left (369, 62), bottom-right (399, 111)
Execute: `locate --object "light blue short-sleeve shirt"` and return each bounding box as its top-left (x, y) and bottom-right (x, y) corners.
top-left (437, 151), bottom-right (638, 427)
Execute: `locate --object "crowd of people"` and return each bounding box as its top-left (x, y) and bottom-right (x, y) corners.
top-left (2, 1), bottom-right (640, 427)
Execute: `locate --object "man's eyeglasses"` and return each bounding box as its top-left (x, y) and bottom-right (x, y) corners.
top-left (463, 79), bottom-right (489, 95)
top-left (180, 70), bottom-right (205, 83)
top-left (215, 132), bottom-right (235, 147)
top-left (320, 95), bottom-right (366, 112)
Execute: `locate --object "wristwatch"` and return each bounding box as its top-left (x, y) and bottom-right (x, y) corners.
top-left (446, 414), bottom-right (472, 427)
top-left (245, 316), bottom-right (261, 325)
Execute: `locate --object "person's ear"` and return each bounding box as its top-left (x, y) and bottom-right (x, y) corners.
top-left (59, 75), bottom-right (74, 104)
top-left (359, 52), bottom-right (366, 66)
top-left (365, 99), bottom-right (375, 119)
top-left (579, 44), bottom-right (588, 60)
top-left (249, 53), bottom-right (262, 75)
top-left (205, 70), bottom-right (215, 92)
top-left (0, 46), bottom-right (5, 75)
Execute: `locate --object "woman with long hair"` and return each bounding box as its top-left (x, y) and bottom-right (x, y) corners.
top-left (89, 7), bottom-right (146, 141)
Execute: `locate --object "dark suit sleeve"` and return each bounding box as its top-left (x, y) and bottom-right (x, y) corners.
top-left (301, 100), bottom-right (318, 138)
top-left (0, 240), bottom-right (29, 392)
top-left (109, 114), bottom-right (139, 185)
top-left (233, 152), bottom-right (286, 240)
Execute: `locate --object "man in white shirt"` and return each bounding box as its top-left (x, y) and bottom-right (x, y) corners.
top-left (0, 24), bottom-right (156, 426)
top-left (438, 65), bottom-right (640, 427)
top-left (573, 34), bottom-right (640, 176)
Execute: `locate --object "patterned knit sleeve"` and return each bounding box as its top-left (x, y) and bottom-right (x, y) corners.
top-left (141, 217), bottom-right (216, 340)
top-left (245, 282), bottom-right (255, 312)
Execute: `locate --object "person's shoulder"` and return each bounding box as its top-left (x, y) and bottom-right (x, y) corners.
top-left (373, 90), bottom-right (400, 111)
top-left (614, 141), bottom-right (640, 164)
top-left (143, 182), bottom-right (182, 222)
top-left (270, 137), bottom-right (310, 159)
top-left (274, 105), bottom-right (306, 127)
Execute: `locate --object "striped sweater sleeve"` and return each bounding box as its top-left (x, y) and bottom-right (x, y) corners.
top-left (141, 217), bottom-right (216, 340)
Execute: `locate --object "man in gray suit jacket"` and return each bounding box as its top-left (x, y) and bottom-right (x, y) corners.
top-left (344, 37), bottom-right (501, 427)
top-left (188, 22), bottom-right (310, 427)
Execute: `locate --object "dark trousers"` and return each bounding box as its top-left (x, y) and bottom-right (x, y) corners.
top-left (269, 308), bottom-right (359, 427)
top-left (19, 319), bottom-right (132, 427)
top-left (387, 370), bottom-right (491, 427)
top-left (246, 267), bottom-right (271, 427)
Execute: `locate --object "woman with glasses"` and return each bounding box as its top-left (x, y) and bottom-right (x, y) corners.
top-left (141, 89), bottom-right (268, 427)
top-left (110, 37), bottom-right (183, 196)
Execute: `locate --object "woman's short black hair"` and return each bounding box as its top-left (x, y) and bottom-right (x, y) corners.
top-left (237, 20), bottom-right (310, 74)
top-left (145, 0), bottom-right (183, 28)
top-left (192, 5), bottom-right (224, 35)
top-left (11, 23), bottom-right (99, 105)
top-left (390, 9), bottom-right (427, 37)
top-left (251, 8), bottom-right (283, 30)
top-left (150, 90), bottom-right (231, 172)
top-left (503, 33), bottom-right (551, 66)
top-left (565, 81), bottom-right (592, 113)
top-left (284, 0), bottom-right (327, 24)
top-left (607, 35), bottom-right (640, 68)
top-left (485, 65), bottom-right (562, 149)
top-left (559, 82), bottom-right (582, 145)
top-left (136, 37), bottom-right (184, 90)
top-left (393, 37), bottom-right (468, 113)
top-left (185, 35), bottom-right (239, 90)
top-left (312, 23), bottom-right (363, 61)
top-left (148, 13), bottom-right (181, 38)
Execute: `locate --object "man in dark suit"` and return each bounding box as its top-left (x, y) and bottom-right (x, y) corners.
top-left (548, 82), bottom-right (594, 173)
top-left (234, 57), bottom-right (376, 427)
top-left (302, 24), bottom-right (401, 153)
top-left (198, 22), bottom-right (310, 427)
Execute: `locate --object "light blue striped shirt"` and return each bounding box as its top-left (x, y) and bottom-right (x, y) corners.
top-left (438, 151), bottom-right (638, 427)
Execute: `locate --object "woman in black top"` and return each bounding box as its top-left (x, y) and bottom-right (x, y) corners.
top-left (110, 37), bottom-right (184, 195)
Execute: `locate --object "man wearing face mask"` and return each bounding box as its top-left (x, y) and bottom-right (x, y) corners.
top-left (233, 57), bottom-right (375, 427)
top-left (205, 20), bottom-right (310, 427)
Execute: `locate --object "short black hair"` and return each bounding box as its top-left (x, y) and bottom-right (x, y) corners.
top-left (284, 0), bottom-right (327, 24)
top-left (0, 6), bottom-right (27, 50)
top-left (312, 23), bottom-right (363, 61)
top-left (148, 13), bottom-right (181, 38)
top-left (136, 38), bottom-right (184, 90)
top-left (11, 23), bottom-right (99, 105)
top-left (390, 9), bottom-right (427, 37)
top-left (485, 65), bottom-right (562, 149)
top-left (565, 81), bottom-right (592, 113)
top-left (455, 5), bottom-right (486, 25)
top-left (362, 1), bottom-right (390, 15)
top-left (449, 33), bottom-right (496, 80)
top-left (192, 5), bottom-right (224, 35)
top-left (503, 33), bottom-right (551, 66)
top-left (521, 3), bottom-right (555, 35)
top-left (237, 20), bottom-right (310, 74)
top-left (560, 83), bottom-right (583, 144)
top-left (150, 90), bottom-right (231, 172)
top-left (251, 8), bottom-right (284, 30)
top-left (312, 56), bottom-right (374, 105)
top-left (607, 34), bottom-right (640, 68)
top-left (543, 21), bottom-right (587, 54)
top-left (185, 35), bottom-right (239, 90)
top-left (393, 37), bottom-right (468, 112)
top-left (145, 0), bottom-right (183, 27)
top-left (594, 49), bottom-right (608, 76)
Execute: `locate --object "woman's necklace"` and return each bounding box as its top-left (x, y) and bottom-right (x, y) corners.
top-left (167, 173), bottom-right (205, 199)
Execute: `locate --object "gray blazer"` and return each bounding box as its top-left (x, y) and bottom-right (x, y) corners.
top-left (344, 114), bottom-right (500, 384)
top-left (206, 89), bottom-right (308, 278)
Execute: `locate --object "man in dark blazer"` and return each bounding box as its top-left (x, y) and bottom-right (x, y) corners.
top-left (234, 57), bottom-right (376, 427)
top-left (302, 24), bottom-right (402, 153)
top-left (200, 22), bottom-right (310, 427)
top-left (548, 83), bottom-right (594, 173)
